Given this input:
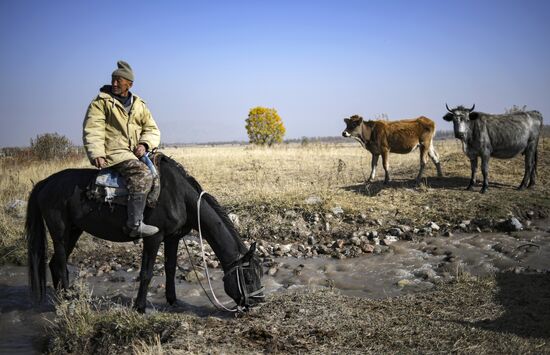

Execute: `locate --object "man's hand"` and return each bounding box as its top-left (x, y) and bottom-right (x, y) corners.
top-left (134, 144), bottom-right (147, 158)
top-left (94, 157), bottom-right (106, 169)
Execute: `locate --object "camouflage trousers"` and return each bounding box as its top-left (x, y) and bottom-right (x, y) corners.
top-left (111, 159), bottom-right (153, 195)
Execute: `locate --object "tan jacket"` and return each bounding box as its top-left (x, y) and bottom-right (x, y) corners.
top-left (83, 87), bottom-right (160, 167)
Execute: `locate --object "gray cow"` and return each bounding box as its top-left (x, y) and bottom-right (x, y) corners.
top-left (443, 104), bottom-right (543, 193)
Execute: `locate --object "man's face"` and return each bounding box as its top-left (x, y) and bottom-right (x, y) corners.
top-left (111, 76), bottom-right (133, 96)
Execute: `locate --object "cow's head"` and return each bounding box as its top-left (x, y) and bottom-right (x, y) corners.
top-left (342, 115), bottom-right (364, 138)
top-left (443, 104), bottom-right (477, 140)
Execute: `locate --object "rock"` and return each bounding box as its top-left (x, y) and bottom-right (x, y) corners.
top-left (413, 268), bottom-right (437, 280)
top-left (278, 244), bottom-right (293, 254)
top-left (184, 271), bottom-right (206, 283)
top-left (427, 222), bottom-right (440, 231)
top-left (373, 245), bottom-right (389, 254)
top-left (443, 231), bottom-right (453, 237)
top-left (369, 231), bottom-right (379, 239)
top-left (387, 227), bottom-right (403, 236)
top-left (395, 269), bottom-right (413, 278)
top-left (284, 210), bottom-right (298, 218)
top-left (399, 225), bottom-right (412, 233)
top-left (268, 267), bottom-right (278, 276)
top-left (382, 236), bottom-right (398, 246)
top-left (307, 236), bottom-right (317, 245)
top-left (360, 243), bottom-right (375, 253)
top-left (331, 206), bottom-right (344, 215)
top-left (305, 196), bottom-right (322, 205)
top-left (397, 279), bottom-right (412, 288)
top-left (496, 217), bottom-right (523, 232)
top-left (206, 259), bottom-right (219, 268)
top-left (417, 227), bottom-right (430, 236)
top-left (257, 245), bottom-right (269, 257)
top-left (5, 199), bottom-right (27, 218)
top-left (349, 236), bottom-right (361, 246)
top-left (316, 245), bottom-right (330, 255)
top-left (332, 240), bottom-right (345, 249)
top-left (472, 218), bottom-right (492, 231)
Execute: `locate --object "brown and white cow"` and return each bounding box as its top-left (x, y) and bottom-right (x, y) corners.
top-left (342, 115), bottom-right (443, 184)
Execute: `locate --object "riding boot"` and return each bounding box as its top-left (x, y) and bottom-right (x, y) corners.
top-left (127, 193), bottom-right (159, 238)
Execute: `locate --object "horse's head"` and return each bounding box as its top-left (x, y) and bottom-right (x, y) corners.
top-left (223, 242), bottom-right (264, 310)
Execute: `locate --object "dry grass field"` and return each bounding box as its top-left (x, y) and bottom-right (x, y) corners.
top-left (1, 137), bottom-right (549, 354)
top-left (167, 138), bottom-right (550, 222)
top-left (1, 137), bottom-right (549, 265)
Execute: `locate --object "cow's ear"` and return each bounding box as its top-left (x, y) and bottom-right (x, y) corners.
top-left (469, 112), bottom-right (479, 120)
top-left (344, 118), bottom-right (350, 124)
top-left (442, 113), bottom-right (454, 121)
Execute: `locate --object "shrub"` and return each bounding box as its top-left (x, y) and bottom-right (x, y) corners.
top-left (30, 133), bottom-right (73, 160)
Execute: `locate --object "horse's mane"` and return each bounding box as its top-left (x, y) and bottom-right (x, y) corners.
top-left (157, 153), bottom-right (245, 250)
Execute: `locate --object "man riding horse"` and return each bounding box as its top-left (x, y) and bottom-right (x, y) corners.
top-left (83, 60), bottom-right (160, 238)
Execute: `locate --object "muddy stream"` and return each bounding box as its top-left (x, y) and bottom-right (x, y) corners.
top-left (1, 226), bottom-right (549, 354)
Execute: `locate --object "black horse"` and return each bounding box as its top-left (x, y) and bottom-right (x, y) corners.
top-left (25, 154), bottom-right (264, 312)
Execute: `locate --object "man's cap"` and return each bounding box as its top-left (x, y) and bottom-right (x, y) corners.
top-left (111, 60), bottom-right (134, 82)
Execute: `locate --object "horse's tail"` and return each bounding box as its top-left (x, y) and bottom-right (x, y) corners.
top-left (25, 179), bottom-right (48, 304)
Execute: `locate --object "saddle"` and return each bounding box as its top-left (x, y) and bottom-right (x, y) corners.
top-left (87, 153), bottom-right (161, 208)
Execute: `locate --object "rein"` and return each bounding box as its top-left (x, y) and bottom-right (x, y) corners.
top-left (185, 191), bottom-right (264, 312)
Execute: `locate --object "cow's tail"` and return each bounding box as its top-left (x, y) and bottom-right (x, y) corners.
top-left (25, 179), bottom-right (48, 304)
top-left (536, 112), bottom-right (544, 176)
top-left (534, 148), bottom-right (538, 178)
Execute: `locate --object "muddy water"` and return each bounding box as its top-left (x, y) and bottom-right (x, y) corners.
top-left (1, 226), bottom-right (549, 353)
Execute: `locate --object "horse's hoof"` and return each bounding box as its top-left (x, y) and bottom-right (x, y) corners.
top-left (466, 185), bottom-right (474, 191)
top-left (480, 187), bottom-right (488, 194)
top-left (517, 185), bottom-right (527, 191)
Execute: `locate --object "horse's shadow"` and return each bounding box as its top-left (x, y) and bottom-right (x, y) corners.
top-left (342, 176), bottom-right (512, 196)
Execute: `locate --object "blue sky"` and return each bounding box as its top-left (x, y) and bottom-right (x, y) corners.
top-left (1, 0), bottom-right (549, 147)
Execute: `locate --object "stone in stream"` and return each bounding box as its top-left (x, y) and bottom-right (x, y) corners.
top-left (496, 217), bottom-right (523, 232)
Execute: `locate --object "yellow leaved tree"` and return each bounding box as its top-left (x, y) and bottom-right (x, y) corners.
top-left (245, 107), bottom-right (286, 146)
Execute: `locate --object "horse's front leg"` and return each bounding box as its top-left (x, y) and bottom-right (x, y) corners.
top-left (164, 235), bottom-right (180, 305)
top-left (134, 235), bottom-right (163, 313)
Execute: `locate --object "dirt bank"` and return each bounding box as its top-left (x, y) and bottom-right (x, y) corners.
top-left (45, 273), bottom-right (550, 354)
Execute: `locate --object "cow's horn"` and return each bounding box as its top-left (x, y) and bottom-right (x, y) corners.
top-left (469, 104), bottom-right (475, 111)
top-left (445, 103), bottom-right (452, 112)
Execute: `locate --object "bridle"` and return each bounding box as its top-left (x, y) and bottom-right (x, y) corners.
top-left (222, 258), bottom-right (265, 308)
top-left (185, 191), bottom-right (264, 313)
